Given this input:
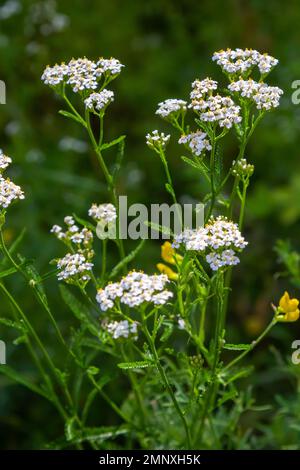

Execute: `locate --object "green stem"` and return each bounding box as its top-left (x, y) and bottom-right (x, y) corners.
top-left (224, 318), bottom-right (277, 372)
top-left (0, 282), bottom-right (70, 419)
top-left (0, 230), bottom-right (67, 349)
top-left (142, 322), bottom-right (191, 448)
top-left (206, 133), bottom-right (216, 223)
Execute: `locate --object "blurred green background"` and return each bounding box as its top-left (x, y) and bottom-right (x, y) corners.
top-left (1, 0), bottom-right (300, 449)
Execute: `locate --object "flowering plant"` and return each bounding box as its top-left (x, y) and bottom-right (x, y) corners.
top-left (0, 49), bottom-right (297, 450)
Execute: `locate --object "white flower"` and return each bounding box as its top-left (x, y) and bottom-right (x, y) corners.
top-left (212, 48), bottom-right (278, 75)
top-left (228, 79), bottom-right (283, 110)
top-left (41, 63), bottom-right (69, 86)
top-left (97, 58), bottom-right (124, 76)
top-left (0, 150), bottom-right (12, 171)
top-left (156, 99), bottom-right (187, 119)
top-left (64, 215), bottom-right (75, 226)
top-left (105, 320), bottom-right (138, 340)
top-left (42, 56), bottom-right (124, 92)
top-left (190, 93), bottom-right (241, 129)
top-left (146, 130), bottom-right (170, 151)
top-left (88, 203), bottom-right (117, 223)
top-left (190, 78), bottom-right (218, 100)
top-left (84, 89), bottom-right (114, 114)
top-left (0, 176), bottom-right (25, 208)
top-left (96, 271), bottom-right (173, 311)
top-left (178, 130), bottom-right (211, 156)
top-left (50, 224), bottom-right (66, 240)
top-left (56, 252), bottom-right (93, 283)
top-left (173, 217), bottom-right (247, 271)
top-left (51, 216), bottom-right (94, 249)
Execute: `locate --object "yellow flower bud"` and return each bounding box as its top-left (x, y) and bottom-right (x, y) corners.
top-left (157, 263), bottom-right (178, 281)
top-left (161, 241), bottom-right (182, 265)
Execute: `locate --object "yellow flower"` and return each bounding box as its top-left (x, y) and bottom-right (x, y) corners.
top-left (157, 263), bottom-right (178, 281)
top-left (161, 241), bottom-right (182, 265)
top-left (277, 291), bottom-right (300, 322)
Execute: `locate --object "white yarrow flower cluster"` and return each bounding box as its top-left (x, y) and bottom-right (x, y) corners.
top-left (228, 79), bottom-right (283, 111)
top-left (0, 150), bottom-right (12, 170)
top-left (88, 203), bottom-right (117, 223)
top-left (173, 217), bottom-right (247, 271)
top-left (41, 63), bottom-right (69, 86)
top-left (190, 78), bottom-right (218, 100)
top-left (51, 215), bottom-right (94, 284)
top-left (51, 215), bottom-right (93, 246)
top-left (146, 130), bottom-right (170, 151)
top-left (212, 48), bottom-right (278, 75)
top-left (190, 93), bottom-right (241, 129)
top-left (41, 56), bottom-right (124, 92)
top-left (56, 253), bottom-right (93, 283)
top-left (96, 271), bottom-right (173, 311)
top-left (178, 130), bottom-right (212, 156)
top-left (84, 89), bottom-right (114, 114)
top-left (104, 320), bottom-right (138, 340)
top-left (156, 99), bottom-right (187, 119)
top-left (97, 58), bottom-right (124, 75)
top-left (0, 178), bottom-right (25, 209)
top-left (0, 150), bottom-right (24, 209)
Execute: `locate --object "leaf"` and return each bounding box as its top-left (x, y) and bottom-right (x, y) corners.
top-left (76, 425), bottom-right (129, 443)
top-left (225, 366), bottom-right (254, 385)
top-left (0, 365), bottom-right (49, 399)
top-left (48, 425), bottom-right (130, 449)
top-left (65, 417), bottom-right (77, 441)
top-left (9, 228), bottom-right (26, 251)
top-left (72, 214), bottom-right (96, 233)
top-left (59, 110), bottom-right (84, 125)
top-left (0, 317), bottom-right (26, 331)
top-left (112, 139), bottom-right (125, 181)
top-left (59, 285), bottom-right (99, 336)
top-left (19, 256), bottom-right (49, 308)
top-left (216, 388), bottom-right (238, 408)
top-left (223, 343), bottom-right (250, 351)
top-left (13, 335), bottom-right (28, 345)
top-left (144, 221), bottom-right (173, 237)
top-left (0, 228), bottom-right (26, 268)
top-left (0, 267), bottom-right (18, 279)
top-left (165, 183), bottom-right (175, 197)
top-left (109, 239), bottom-right (145, 279)
top-left (100, 135), bottom-right (126, 151)
top-left (181, 156), bottom-right (209, 176)
top-left (117, 360), bottom-right (154, 370)
top-left (181, 156), bottom-right (202, 170)
top-left (160, 324), bottom-right (174, 342)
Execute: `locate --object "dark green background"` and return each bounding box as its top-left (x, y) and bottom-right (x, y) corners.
top-left (1, 0), bottom-right (300, 449)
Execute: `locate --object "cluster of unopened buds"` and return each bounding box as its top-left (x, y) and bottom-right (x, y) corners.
top-left (231, 158), bottom-right (254, 179)
top-left (146, 130), bottom-right (170, 152)
top-left (173, 217), bottom-right (247, 271)
top-left (96, 271), bottom-right (173, 311)
top-left (0, 150), bottom-right (25, 210)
